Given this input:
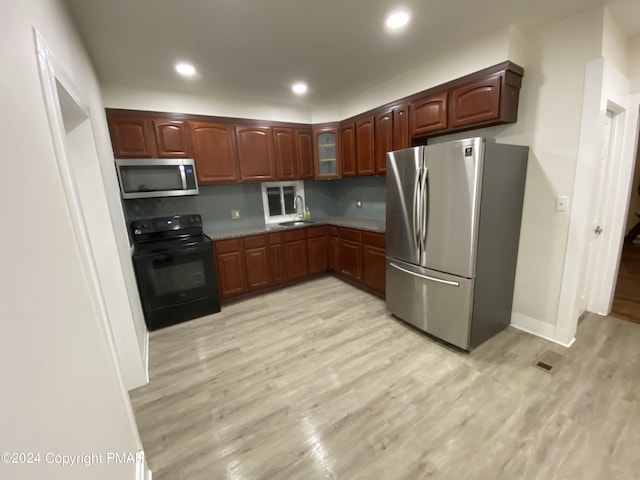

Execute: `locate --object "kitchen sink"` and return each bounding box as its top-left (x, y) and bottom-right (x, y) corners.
top-left (278, 220), bottom-right (313, 227)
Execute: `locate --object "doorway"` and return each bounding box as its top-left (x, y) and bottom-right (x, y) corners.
top-left (610, 127), bottom-right (640, 324)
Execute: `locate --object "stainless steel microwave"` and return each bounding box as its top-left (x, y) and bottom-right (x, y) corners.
top-left (115, 159), bottom-right (199, 199)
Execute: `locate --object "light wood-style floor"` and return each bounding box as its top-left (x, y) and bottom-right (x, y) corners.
top-left (130, 277), bottom-right (640, 480)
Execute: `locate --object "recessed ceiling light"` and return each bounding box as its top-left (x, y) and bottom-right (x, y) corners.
top-left (292, 82), bottom-right (308, 95)
top-left (175, 62), bottom-right (196, 77)
top-left (386, 11), bottom-right (410, 29)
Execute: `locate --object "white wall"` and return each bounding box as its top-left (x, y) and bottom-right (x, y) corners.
top-left (0, 0), bottom-right (143, 478)
top-left (603, 7), bottom-right (629, 75)
top-left (333, 27), bottom-right (514, 122)
top-left (102, 83), bottom-right (313, 124)
top-left (629, 33), bottom-right (640, 93)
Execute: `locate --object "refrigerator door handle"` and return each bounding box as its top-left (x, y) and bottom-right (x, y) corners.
top-left (413, 168), bottom-right (422, 252)
top-left (389, 262), bottom-right (460, 287)
top-left (421, 166), bottom-right (429, 250)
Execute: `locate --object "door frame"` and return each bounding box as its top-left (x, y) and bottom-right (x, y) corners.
top-left (34, 29), bottom-right (149, 480)
top-left (556, 57), bottom-right (639, 346)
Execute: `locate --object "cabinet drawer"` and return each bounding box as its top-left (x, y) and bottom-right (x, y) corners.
top-left (214, 238), bottom-right (242, 254)
top-left (268, 232), bottom-right (283, 245)
top-left (284, 229), bottom-right (306, 242)
top-left (338, 227), bottom-right (361, 242)
top-left (327, 225), bottom-right (338, 236)
top-left (242, 234), bottom-right (267, 249)
top-left (306, 225), bottom-right (327, 238)
top-left (362, 231), bottom-right (385, 249)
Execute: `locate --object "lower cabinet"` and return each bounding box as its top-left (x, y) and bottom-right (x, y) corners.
top-left (268, 232), bottom-right (286, 284)
top-left (362, 232), bottom-right (386, 295)
top-left (307, 226), bottom-right (328, 274)
top-left (214, 224), bottom-right (385, 301)
top-left (327, 226), bottom-right (339, 271)
top-left (338, 228), bottom-right (362, 281)
top-left (284, 229), bottom-right (308, 280)
top-left (242, 235), bottom-right (270, 289)
top-left (213, 238), bottom-right (247, 297)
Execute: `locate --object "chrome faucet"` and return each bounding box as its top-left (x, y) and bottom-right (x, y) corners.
top-left (294, 195), bottom-right (305, 220)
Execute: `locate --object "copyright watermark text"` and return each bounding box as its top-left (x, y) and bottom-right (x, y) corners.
top-left (1, 451), bottom-right (144, 467)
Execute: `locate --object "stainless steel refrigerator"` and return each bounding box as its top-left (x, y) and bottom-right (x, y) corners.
top-left (385, 137), bottom-right (528, 351)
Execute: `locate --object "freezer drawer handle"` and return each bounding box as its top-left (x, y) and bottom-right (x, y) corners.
top-left (389, 262), bottom-right (460, 287)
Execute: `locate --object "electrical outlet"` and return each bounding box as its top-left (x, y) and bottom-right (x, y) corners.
top-left (356, 200), bottom-right (362, 208)
top-left (555, 196), bottom-right (569, 212)
top-left (231, 210), bottom-right (240, 219)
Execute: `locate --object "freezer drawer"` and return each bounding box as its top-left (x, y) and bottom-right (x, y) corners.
top-left (386, 258), bottom-right (474, 350)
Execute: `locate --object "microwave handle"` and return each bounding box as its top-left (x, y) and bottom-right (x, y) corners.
top-left (179, 164), bottom-right (187, 189)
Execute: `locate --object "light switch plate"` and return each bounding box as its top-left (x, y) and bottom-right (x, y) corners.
top-left (231, 210), bottom-right (240, 219)
top-left (555, 196), bottom-right (569, 212)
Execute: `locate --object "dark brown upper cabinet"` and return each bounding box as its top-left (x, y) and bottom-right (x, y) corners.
top-left (273, 127), bottom-right (297, 180)
top-left (374, 109), bottom-right (393, 175)
top-left (340, 123), bottom-right (356, 177)
top-left (355, 116), bottom-right (375, 176)
top-left (374, 103), bottom-right (409, 174)
top-left (409, 92), bottom-right (448, 137)
top-left (105, 61), bottom-right (523, 183)
top-left (235, 125), bottom-right (276, 181)
top-left (190, 121), bottom-right (240, 183)
top-left (107, 116), bottom-right (158, 158)
top-left (152, 119), bottom-right (192, 158)
top-left (313, 124), bottom-right (340, 179)
top-left (295, 129), bottom-right (314, 179)
top-left (449, 73), bottom-right (507, 129)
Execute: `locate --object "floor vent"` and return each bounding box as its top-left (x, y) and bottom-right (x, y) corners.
top-left (533, 349), bottom-right (564, 374)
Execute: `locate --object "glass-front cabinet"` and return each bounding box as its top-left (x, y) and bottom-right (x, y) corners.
top-left (312, 124), bottom-right (340, 179)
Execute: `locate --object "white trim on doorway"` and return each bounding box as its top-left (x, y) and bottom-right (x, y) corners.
top-left (34, 28), bottom-right (151, 479)
top-left (556, 57), bottom-right (638, 346)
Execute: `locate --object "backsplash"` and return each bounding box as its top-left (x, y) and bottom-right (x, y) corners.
top-left (305, 176), bottom-right (386, 220)
top-left (122, 176), bottom-right (386, 233)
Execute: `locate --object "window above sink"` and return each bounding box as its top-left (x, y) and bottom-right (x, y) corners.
top-left (261, 181), bottom-right (305, 225)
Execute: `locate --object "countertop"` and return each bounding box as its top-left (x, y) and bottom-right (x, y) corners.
top-left (206, 216), bottom-right (385, 241)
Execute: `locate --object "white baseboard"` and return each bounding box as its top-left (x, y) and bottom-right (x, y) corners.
top-left (510, 312), bottom-right (575, 348)
top-left (144, 329), bottom-right (150, 384)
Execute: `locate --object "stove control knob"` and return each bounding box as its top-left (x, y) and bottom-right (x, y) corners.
top-left (134, 228), bottom-right (141, 235)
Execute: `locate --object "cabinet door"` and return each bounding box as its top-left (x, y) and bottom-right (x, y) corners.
top-left (107, 116), bottom-right (157, 158)
top-left (340, 123), bottom-right (356, 177)
top-left (215, 251), bottom-right (247, 298)
top-left (409, 92), bottom-right (448, 137)
top-left (313, 126), bottom-right (340, 179)
top-left (339, 239), bottom-right (362, 280)
top-left (362, 245), bottom-right (386, 295)
top-left (285, 239), bottom-right (309, 280)
top-left (235, 125), bottom-right (276, 181)
top-left (393, 103), bottom-right (410, 150)
top-left (190, 121), bottom-right (239, 183)
top-left (273, 127), bottom-right (297, 180)
top-left (295, 129), bottom-right (314, 179)
top-left (374, 109), bottom-right (393, 175)
top-left (308, 236), bottom-right (327, 274)
top-left (449, 74), bottom-right (501, 129)
top-left (244, 246), bottom-right (271, 289)
top-left (153, 119), bottom-right (192, 158)
top-left (356, 116), bottom-right (375, 175)
top-left (270, 243), bottom-right (286, 284)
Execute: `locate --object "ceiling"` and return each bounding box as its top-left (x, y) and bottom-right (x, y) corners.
top-left (64, 0), bottom-right (640, 109)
